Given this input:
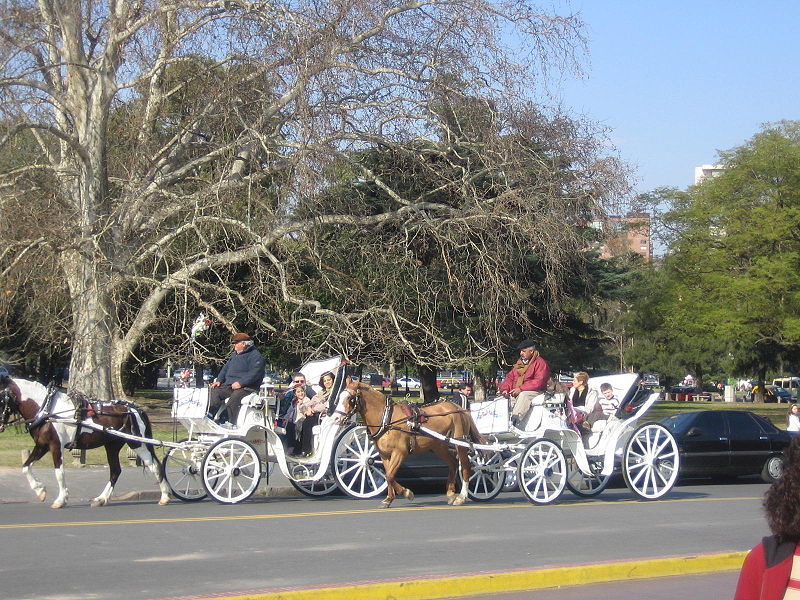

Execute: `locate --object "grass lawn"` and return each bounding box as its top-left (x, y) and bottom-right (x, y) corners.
top-left (0, 388), bottom-right (792, 468)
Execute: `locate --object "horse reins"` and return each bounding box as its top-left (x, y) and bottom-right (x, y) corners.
top-left (348, 385), bottom-right (468, 442)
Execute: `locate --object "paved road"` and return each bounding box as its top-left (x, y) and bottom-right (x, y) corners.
top-left (0, 474), bottom-right (766, 600)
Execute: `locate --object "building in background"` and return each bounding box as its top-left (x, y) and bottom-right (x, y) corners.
top-left (593, 212), bottom-right (652, 261)
top-left (694, 164), bottom-right (725, 184)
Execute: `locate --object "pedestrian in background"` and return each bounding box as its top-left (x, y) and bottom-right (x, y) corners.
top-left (788, 404), bottom-right (800, 434)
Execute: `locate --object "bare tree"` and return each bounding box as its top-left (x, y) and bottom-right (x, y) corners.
top-left (0, 0), bottom-right (623, 398)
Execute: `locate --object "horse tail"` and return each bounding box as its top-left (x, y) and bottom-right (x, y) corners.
top-left (132, 406), bottom-right (164, 482)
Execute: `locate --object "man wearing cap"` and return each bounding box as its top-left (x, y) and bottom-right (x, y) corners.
top-left (208, 333), bottom-right (266, 425)
top-left (498, 339), bottom-right (551, 425)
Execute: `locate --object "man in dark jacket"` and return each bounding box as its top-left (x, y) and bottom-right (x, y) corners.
top-left (208, 332), bottom-right (266, 425)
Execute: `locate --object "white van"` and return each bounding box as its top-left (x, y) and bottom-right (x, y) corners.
top-left (772, 377), bottom-right (800, 398)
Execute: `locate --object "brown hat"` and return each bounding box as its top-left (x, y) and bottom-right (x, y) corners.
top-left (231, 333), bottom-right (251, 343)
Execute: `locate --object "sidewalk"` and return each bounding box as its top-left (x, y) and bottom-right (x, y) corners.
top-left (0, 463), bottom-right (300, 504)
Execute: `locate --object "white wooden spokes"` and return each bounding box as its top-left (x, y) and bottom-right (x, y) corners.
top-left (517, 439), bottom-right (567, 505)
top-left (622, 423), bottom-right (680, 500)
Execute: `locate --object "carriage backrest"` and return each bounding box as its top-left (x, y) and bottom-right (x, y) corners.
top-left (587, 373), bottom-right (640, 407)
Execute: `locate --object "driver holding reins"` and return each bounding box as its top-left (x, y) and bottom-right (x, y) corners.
top-left (498, 339), bottom-right (551, 425)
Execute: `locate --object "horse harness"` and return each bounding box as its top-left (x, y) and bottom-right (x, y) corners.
top-left (348, 387), bottom-right (469, 452)
top-left (0, 381), bottom-right (60, 432)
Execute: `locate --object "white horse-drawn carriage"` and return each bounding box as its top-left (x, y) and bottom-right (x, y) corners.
top-left (456, 372), bottom-right (681, 504)
top-left (163, 356), bottom-right (395, 503)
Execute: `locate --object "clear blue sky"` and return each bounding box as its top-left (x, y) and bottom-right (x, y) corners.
top-left (556, 0), bottom-right (800, 195)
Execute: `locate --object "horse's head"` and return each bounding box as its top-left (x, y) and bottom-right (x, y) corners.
top-left (340, 377), bottom-right (363, 415)
top-left (0, 377), bottom-right (21, 433)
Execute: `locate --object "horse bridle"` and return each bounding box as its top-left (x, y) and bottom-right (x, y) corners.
top-left (0, 387), bottom-right (21, 433)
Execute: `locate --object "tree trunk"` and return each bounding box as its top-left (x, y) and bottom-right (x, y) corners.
top-left (62, 248), bottom-right (114, 399)
top-left (418, 365), bottom-right (439, 403)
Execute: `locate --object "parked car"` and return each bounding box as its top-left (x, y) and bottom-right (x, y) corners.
top-left (659, 410), bottom-right (789, 483)
top-left (556, 373), bottom-right (573, 388)
top-left (642, 373), bottom-right (660, 388)
top-left (394, 376), bottom-right (421, 389)
top-left (437, 377), bottom-right (462, 389)
top-left (768, 385), bottom-right (794, 403)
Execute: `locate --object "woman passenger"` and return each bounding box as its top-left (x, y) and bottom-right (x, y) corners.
top-left (295, 371), bottom-right (335, 456)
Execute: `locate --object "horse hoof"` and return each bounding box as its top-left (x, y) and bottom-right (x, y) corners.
top-left (90, 498), bottom-right (107, 507)
top-left (37, 490), bottom-right (47, 502)
top-left (403, 489), bottom-right (415, 502)
top-left (380, 500), bottom-right (393, 508)
top-left (158, 497), bottom-right (170, 506)
top-left (51, 501), bottom-right (64, 509)
top-left (452, 496), bottom-right (466, 506)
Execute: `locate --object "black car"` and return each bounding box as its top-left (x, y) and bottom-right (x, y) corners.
top-left (660, 410), bottom-right (789, 483)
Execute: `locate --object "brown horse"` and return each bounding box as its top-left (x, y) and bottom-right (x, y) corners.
top-left (340, 379), bottom-right (484, 507)
top-left (0, 376), bottom-right (170, 508)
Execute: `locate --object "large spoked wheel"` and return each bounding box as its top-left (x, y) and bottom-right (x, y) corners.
top-left (333, 425), bottom-right (388, 499)
top-left (517, 439), bottom-right (567, 505)
top-left (622, 422), bottom-right (680, 500)
top-left (163, 442), bottom-right (207, 502)
top-left (201, 438), bottom-right (262, 504)
top-left (467, 452), bottom-right (505, 502)
top-left (288, 464), bottom-right (339, 497)
top-left (566, 458), bottom-right (612, 498)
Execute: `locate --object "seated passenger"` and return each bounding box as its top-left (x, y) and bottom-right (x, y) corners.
top-left (294, 371), bottom-right (334, 456)
top-left (585, 382), bottom-right (620, 430)
top-left (498, 339), bottom-right (550, 425)
top-left (567, 371), bottom-right (598, 426)
top-left (277, 373), bottom-right (316, 454)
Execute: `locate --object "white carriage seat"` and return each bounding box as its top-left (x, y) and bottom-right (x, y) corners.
top-left (235, 392), bottom-right (264, 429)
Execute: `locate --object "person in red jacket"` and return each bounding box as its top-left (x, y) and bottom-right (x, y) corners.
top-left (498, 339), bottom-right (550, 424)
top-left (734, 435), bottom-right (800, 599)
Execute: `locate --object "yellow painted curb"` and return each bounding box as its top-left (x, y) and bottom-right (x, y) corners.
top-left (210, 551), bottom-right (747, 600)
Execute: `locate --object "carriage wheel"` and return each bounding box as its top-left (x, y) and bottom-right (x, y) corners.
top-left (288, 464), bottom-right (339, 497)
top-left (467, 452), bottom-right (505, 502)
top-left (201, 438), bottom-right (262, 504)
top-left (566, 457), bottom-right (612, 498)
top-left (622, 423), bottom-right (680, 500)
top-left (517, 439), bottom-right (567, 505)
top-left (163, 442), bottom-right (207, 502)
top-left (333, 425), bottom-right (388, 499)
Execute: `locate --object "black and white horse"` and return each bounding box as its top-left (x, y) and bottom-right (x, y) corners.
top-left (0, 376), bottom-right (170, 508)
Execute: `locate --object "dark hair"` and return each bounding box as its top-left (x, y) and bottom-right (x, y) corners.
top-left (600, 382), bottom-right (613, 392)
top-left (764, 436), bottom-right (800, 541)
top-left (319, 371), bottom-right (335, 388)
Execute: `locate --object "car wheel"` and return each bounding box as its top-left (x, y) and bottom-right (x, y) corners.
top-left (761, 455), bottom-right (784, 483)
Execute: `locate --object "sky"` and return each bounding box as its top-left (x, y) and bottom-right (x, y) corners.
top-left (553, 0), bottom-right (800, 196)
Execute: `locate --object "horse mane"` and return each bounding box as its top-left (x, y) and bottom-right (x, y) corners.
top-left (12, 378), bottom-right (48, 401)
top-left (11, 378), bottom-right (74, 415)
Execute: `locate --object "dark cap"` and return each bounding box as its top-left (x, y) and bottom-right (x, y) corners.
top-left (231, 333), bottom-right (252, 343)
top-left (516, 339), bottom-right (537, 351)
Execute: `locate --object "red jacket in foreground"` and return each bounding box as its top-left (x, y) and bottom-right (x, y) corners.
top-left (734, 536), bottom-right (796, 600)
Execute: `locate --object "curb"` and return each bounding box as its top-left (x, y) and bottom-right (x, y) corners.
top-left (197, 552), bottom-right (747, 600)
top-left (114, 486), bottom-right (302, 502)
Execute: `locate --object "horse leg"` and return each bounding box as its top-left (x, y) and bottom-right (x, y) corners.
top-left (379, 450), bottom-right (406, 508)
top-left (452, 447), bottom-right (471, 506)
top-left (133, 444), bottom-right (170, 505)
top-left (50, 439), bottom-right (69, 509)
top-left (21, 444), bottom-right (49, 502)
top-left (91, 442), bottom-right (123, 507)
top-left (431, 444), bottom-right (460, 505)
